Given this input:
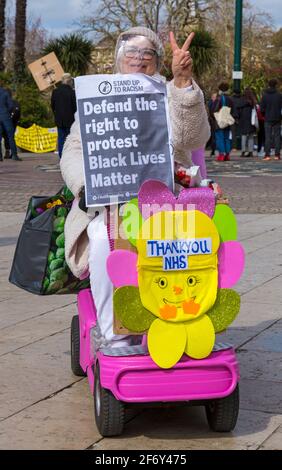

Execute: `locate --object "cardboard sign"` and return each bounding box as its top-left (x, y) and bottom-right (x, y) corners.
top-left (28, 52), bottom-right (64, 91)
top-left (75, 74), bottom-right (174, 207)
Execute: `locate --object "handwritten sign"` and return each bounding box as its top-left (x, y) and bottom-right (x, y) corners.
top-left (146, 238), bottom-right (212, 271)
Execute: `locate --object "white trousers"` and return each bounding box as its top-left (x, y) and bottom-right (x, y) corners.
top-left (87, 210), bottom-right (130, 347)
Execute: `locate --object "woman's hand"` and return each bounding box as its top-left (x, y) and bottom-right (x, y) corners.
top-left (170, 31), bottom-right (194, 88)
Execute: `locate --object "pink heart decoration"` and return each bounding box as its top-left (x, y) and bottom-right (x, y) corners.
top-left (106, 249), bottom-right (138, 288)
top-left (138, 179), bottom-right (215, 219)
top-left (218, 241), bottom-right (245, 288)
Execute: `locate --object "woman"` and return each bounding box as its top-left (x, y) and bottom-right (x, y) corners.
top-left (60, 26), bottom-right (210, 348)
top-left (207, 92), bottom-right (218, 157)
top-left (238, 88), bottom-right (257, 158)
top-left (210, 82), bottom-right (234, 162)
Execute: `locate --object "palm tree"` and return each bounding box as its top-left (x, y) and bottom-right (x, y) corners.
top-left (43, 33), bottom-right (93, 77)
top-left (0, 0), bottom-right (6, 72)
top-left (189, 30), bottom-right (217, 77)
top-left (14, 0), bottom-right (27, 78)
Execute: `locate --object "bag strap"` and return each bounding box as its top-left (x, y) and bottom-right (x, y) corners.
top-left (221, 95), bottom-right (226, 106)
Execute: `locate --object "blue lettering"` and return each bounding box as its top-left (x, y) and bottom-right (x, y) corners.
top-left (164, 242), bottom-right (173, 256)
top-left (164, 256), bottom-right (173, 270)
top-left (156, 241), bottom-right (165, 256)
top-left (200, 239), bottom-right (211, 254)
top-left (171, 241), bottom-right (180, 254)
top-left (147, 238), bottom-right (211, 258)
top-left (192, 241), bottom-right (199, 253)
top-left (147, 240), bottom-right (157, 256)
top-left (185, 241), bottom-right (192, 253)
top-left (164, 255), bottom-right (188, 271)
top-left (179, 255), bottom-right (187, 269)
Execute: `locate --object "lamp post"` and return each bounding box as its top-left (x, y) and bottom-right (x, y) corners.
top-left (233, 0), bottom-right (243, 94)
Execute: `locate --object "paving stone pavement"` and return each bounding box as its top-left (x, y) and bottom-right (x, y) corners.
top-left (205, 153), bottom-right (282, 214)
top-left (0, 153), bottom-right (63, 213)
top-left (0, 151), bottom-right (282, 450)
top-left (1, 151), bottom-right (282, 213)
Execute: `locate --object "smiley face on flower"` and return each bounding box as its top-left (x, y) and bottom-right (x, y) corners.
top-left (140, 269), bottom-right (218, 322)
top-left (137, 210), bottom-right (220, 323)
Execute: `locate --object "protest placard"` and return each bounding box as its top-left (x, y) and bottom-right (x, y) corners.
top-left (28, 52), bottom-right (64, 91)
top-left (75, 74), bottom-right (174, 206)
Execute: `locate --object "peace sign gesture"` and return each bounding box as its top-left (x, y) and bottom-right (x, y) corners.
top-left (169, 31), bottom-right (194, 88)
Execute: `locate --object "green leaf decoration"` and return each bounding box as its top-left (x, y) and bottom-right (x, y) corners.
top-left (114, 286), bottom-right (155, 332)
top-left (121, 198), bottom-right (143, 247)
top-left (207, 289), bottom-right (240, 333)
top-left (212, 205), bottom-right (237, 242)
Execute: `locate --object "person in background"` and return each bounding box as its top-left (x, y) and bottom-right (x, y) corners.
top-left (230, 90), bottom-right (242, 151)
top-left (207, 92), bottom-right (217, 157)
top-left (210, 82), bottom-right (234, 162)
top-left (0, 85), bottom-right (21, 162)
top-left (256, 101), bottom-right (265, 158)
top-left (3, 89), bottom-right (21, 159)
top-left (260, 79), bottom-right (282, 161)
top-left (237, 88), bottom-right (257, 158)
top-left (51, 73), bottom-right (77, 159)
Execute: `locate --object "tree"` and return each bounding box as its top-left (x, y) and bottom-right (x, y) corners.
top-left (5, 16), bottom-right (49, 72)
top-left (14, 0), bottom-right (27, 79)
top-left (79, 0), bottom-right (278, 96)
top-left (165, 0), bottom-right (215, 34)
top-left (0, 0), bottom-right (6, 71)
top-left (43, 33), bottom-right (93, 76)
top-left (79, 0), bottom-right (217, 78)
top-left (265, 28), bottom-right (282, 74)
top-left (78, 0), bottom-right (165, 41)
top-left (78, 0), bottom-right (215, 41)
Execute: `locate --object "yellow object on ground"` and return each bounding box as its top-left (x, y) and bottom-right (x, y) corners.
top-left (15, 124), bottom-right (58, 153)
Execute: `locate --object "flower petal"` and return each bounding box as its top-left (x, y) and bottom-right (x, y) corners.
top-left (114, 286), bottom-right (155, 332)
top-left (213, 205), bottom-right (237, 242)
top-left (207, 289), bottom-right (240, 333)
top-left (218, 241), bottom-right (245, 288)
top-left (107, 250), bottom-right (138, 287)
top-left (121, 198), bottom-right (143, 247)
top-left (138, 180), bottom-right (215, 218)
top-left (184, 315), bottom-right (215, 359)
top-left (148, 319), bottom-right (186, 368)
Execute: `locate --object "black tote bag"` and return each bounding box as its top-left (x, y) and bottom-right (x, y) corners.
top-left (9, 200), bottom-right (56, 294)
top-left (9, 188), bottom-right (90, 295)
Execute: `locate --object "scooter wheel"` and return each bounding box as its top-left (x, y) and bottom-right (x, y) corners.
top-left (205, 384), bottom-right (239, 432)
top-left (94, 363), bottom-right (125, 437)
top-left (71, 315), bottom-right (86, 376)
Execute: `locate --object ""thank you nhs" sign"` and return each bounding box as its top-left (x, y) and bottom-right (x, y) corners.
top-left (146, 238), bottom-right (212, 271)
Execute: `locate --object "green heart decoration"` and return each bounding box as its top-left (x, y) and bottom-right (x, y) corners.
top-left (212, 204), bottom-right (237, 242)
top-left (121, 198), bottom-right (143, 247)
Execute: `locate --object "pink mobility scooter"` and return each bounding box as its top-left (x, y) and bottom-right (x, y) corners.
top-left (70, 182), bottom-right (244, 437)
top-left (71, 288), bottom-right (239, 437)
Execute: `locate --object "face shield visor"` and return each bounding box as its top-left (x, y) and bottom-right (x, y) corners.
top-left (115, 35), bottom-right (162, 74)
